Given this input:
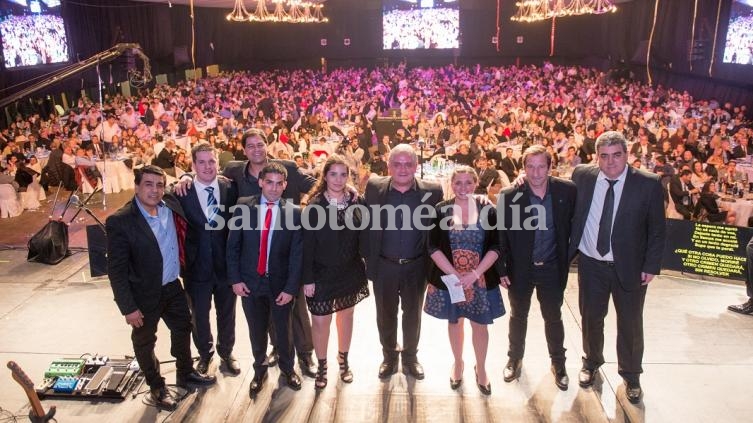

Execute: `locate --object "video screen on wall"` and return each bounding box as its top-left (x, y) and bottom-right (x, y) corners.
top-left (382, 0), bottom-right (460, 50)
top-left (0, 0), bottom-right (69, 69)
top-left (723, 0), bottom-right (753, 65)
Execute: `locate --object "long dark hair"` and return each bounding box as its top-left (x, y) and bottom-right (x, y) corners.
top-left (308, 154), bottom-right (349, 200)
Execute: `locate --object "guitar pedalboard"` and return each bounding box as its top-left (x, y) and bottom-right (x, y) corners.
top-left (36, 356), bottom-right (142, 400)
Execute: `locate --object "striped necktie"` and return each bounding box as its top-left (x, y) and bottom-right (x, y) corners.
top-left (205, 186), bottom-right (219, 228)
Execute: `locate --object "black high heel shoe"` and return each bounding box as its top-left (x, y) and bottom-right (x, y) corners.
top-left (450, 362), bottom-right (463, 390)
top-left (475, 365), bottom-right (491, 395)
top-left (314, 358), bottom-right (328, 390)
top-left (338, 351), bottom-right (353, 383)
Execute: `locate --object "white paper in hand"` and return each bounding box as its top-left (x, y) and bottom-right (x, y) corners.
top-left (440, 274), bottom-right (466, 304)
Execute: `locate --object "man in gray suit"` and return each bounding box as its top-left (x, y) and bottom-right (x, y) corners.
top-left (569, 131), bottom-right (666, 404)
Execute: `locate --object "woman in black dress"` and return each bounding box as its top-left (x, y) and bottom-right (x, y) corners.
top-left (302, 155), bottom-right (369, 389)
top-left (696, 180), bottom-right (737, 225)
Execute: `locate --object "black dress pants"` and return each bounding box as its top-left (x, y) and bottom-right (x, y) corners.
top-left (578, 254), bottom-right (647, 384)
top-left (242, 290), bottom-right (295, 376)
top-left (131, 280), bottom-right (193, 389)
top-left (268, 287), bottom-right (313, 358)
top-left (185, 275), bottom-right (237, 359)
top-left (372, 258), bottom-right (427, 363)
top-left (507, 262), bottom-right (566, 365)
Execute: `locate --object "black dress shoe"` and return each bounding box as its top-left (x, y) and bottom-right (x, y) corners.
top-left (281, 371), bottom-right (302, 391)
top-left (150, 386), bottom-right (177, 410)
top-left (578, 367), bottom-right (598, 388)
top-left (266, 348), bottom-right (279, 367)
top-left (249, 372), bottom-right (268, 396)
top-left (551, 365), bottom-right (569, 391)
top-left (402, 362), bottom-right (425, 380)
top-left (177, 370), bottom-right (217, 388)
top-left (196, 356), bottom-right (212, 375)
top-left (220, 354), bottom-right (241, 375)
top-left (728, 299), bottom-right (753, 315)
top-left (625, 381), bottom-right (642, 404)
top-left (503, 358), bottom-right (522, 382)
top-left (378, 360), bottom-right (398, 379)
top-left (298, 354), bottom-right (317, 378)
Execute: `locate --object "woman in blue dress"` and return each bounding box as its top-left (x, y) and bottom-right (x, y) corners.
top-left (425, 165), bottom-right (505, 395)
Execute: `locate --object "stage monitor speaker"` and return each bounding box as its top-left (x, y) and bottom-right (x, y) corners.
top-left (155, 74), bottom-right (168, 85)
top-left (206, 64), bottom-right (219, 77)
top-left (86, 225), bottom-right (107, 277)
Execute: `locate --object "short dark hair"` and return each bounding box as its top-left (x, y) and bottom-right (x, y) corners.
top-left (242, 128), bottom-right (268, 148)
top-left (191, 143), bottom-right (215, 162)
top-left (679, 169), bottom-right (692, 177)
top-left (134, 165), bottom-right (166, 185)
top-left (259, 162), bottom-right (287, 181)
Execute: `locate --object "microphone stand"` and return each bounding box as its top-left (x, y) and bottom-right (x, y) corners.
top-left (96, 59), bottom-right (107, 210)
top-left (419, 140), bottom-right (425, 179)
top-left (69, 187), bottom-right (101, 224)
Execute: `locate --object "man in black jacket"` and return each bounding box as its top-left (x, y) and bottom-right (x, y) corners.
top-left (498, 145), bottom-right (576, 390)
top-left (107, 166), bottom-right (215, 410)
top-left (569, 131), bottom-right (666, 404)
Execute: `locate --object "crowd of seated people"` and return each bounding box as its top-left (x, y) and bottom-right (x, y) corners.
top-left (0, 62), bottom-right (751, 220)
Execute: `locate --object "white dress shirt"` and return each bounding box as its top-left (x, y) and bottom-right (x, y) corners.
top-left (258, 195), bottom-right (280, 274)
top-left (193, 177), bottom-right (220, 221)
top-left (578, 165), bottom-right (628, 261)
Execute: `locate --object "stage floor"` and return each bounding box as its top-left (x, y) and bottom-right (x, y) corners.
top-left (0, 192), bottom-right (752, 423)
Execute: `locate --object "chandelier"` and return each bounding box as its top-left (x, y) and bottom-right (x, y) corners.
top-left (226, 0), bottom-right (329, 23)
top-left (511, 0), bottom-right (616, 22)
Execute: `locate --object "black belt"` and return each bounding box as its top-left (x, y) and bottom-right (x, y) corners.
top-left (582, 253), bottom-right (614, 267)
top-left (162, 279), bottom-right (180, 288)
top-left (380, 255), bottom-right (423, 265)
top-left (532, 259), bottom-right (557, 267)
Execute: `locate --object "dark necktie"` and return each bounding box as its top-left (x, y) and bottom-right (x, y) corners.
top-left (205, 186), bottom-right (219, 228)
top-left (257, 202), bottom-right (273, 275)
top-left (596, 179), bottom-right (617, 256)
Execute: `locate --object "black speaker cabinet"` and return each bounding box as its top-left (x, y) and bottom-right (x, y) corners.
top-left (374, 119), bottom-right (404, 141)
top-left (86, 225), bottom-right (108, 277)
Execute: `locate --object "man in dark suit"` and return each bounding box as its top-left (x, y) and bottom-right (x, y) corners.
top-left (729, 235), bottom-right (753, 315)
top-left (177, 129), bottom-right (317, 376)
top-left (81, 134), bottom-right (106, 158)
top-left (175, 144), bottom-right (240, 376)
top-left (569, 131), bottom-right (666, 404)
top-left (107, 166), bottom-right (215, 410)
top-left (629, 134), bottom-right (654, 159)
top-left (499, 148), bottom-right (521, 181)
top-left (227, 162), bottom-right (304, 395)
top-left (668, 170), bottom-right (698, 220)
top-left (362, 144), bottom-right (443, 380)
top-left (153, 139), bottom-right (177, 176)
top-left (498, 145), bottom-right (576, 390)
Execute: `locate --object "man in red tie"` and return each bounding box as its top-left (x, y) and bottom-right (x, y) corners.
top-left (226, 162), bottom-right (304, 396)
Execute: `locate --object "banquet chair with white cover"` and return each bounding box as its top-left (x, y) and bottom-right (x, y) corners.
top-left (19, 180), bottom-right (46, 210)
top-left (0, 184), bottom-right (22, 218)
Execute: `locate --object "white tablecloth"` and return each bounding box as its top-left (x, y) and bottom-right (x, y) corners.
top-left (721, 198), bottom-right (753, 227)
top-left (96, 160), bottom-right (134, 193)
